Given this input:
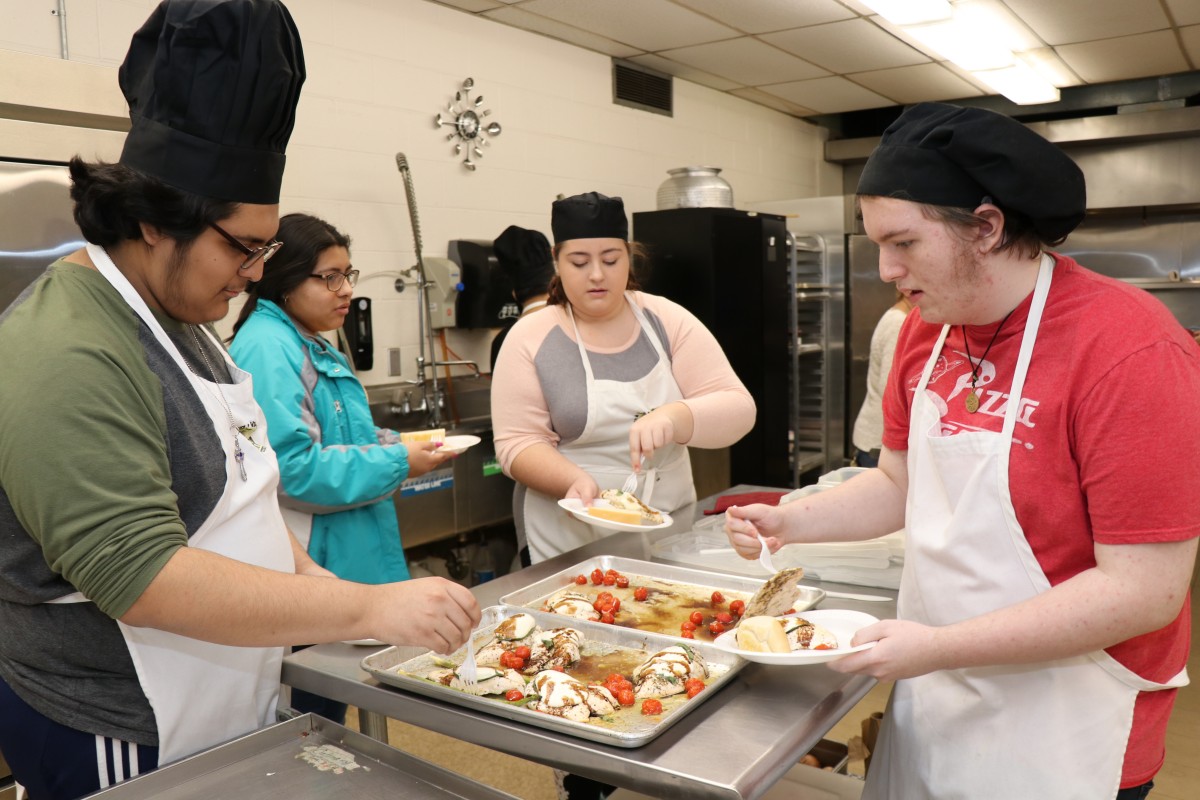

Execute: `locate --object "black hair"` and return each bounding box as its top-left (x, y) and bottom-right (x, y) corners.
top-left (546, 240), bottom-right (645, 306)
top-left (232, 213), bottom-right (352, 335)
top-left (68, 157), bottom-right (238, 249)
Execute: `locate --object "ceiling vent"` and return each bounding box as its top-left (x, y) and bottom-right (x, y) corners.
top-left (613, 59), bottom-right (672, 117)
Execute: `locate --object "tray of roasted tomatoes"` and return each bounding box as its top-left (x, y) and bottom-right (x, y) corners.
top-left (361, 606), bottom-right (745, 747)
top-left (498, 556), bottom-right (826, 644)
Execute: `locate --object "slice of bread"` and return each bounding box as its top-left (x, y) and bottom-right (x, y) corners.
top-left (586, 505), bottom-right (642, 525)
top-left (736, 616), bottom-right (791, 653)
top-left (400, 428), bottom-right (446, 446)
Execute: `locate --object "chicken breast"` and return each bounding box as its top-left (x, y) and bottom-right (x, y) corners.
top-left (781, 617), bottom-right (839, 651)
top-left (474, 613), bottom-right (543, 667)
top-left (528, 670), bottom-right (618, 722)
top-left (544, 590), bottom-right (601, 622)
top-left (632, 644), bottom-right (708, 700)
top-left (524, 627), bottom-right (584, 674)
top-left (426, 667), bottom-right (527, 697)
top-left (742, 567), bottom-right (806, 619)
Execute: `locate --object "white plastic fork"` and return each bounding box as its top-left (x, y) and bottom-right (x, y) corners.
top-left (620, 455), bottom-right (645, 495)
top-left (757, 533), bottom-right (777, 574)
top-left (458, 630), bottom-right (479, 686)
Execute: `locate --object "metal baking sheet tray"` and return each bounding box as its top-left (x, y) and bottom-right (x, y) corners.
top-left (86, 713), bottom-right (517, 799)
top-left (499, 555), bottom-right (826, 645)
top-left (360, 605), bottom-right (746, 748)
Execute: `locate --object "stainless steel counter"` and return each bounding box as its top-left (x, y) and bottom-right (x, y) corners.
top-left (282, 487), bottom-right (898, 800)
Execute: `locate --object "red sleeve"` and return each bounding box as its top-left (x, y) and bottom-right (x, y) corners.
top-left (881, 310), bottom-right (931, 452)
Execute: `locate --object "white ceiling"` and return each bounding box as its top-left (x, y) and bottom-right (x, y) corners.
top-left (426, 0), bottom-right (1200, 119)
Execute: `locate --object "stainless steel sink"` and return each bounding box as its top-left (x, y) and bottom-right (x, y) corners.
top-left (367, 377), bottom-right (514, 549)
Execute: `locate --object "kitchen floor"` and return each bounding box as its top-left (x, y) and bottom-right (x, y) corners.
top-left (349, 564), bottom-right (1200, 799)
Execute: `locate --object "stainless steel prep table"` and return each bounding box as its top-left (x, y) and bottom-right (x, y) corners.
top-left (85, 714), bottom-right (519, 799)
top-left (281, 486), bottom-right (898, 800)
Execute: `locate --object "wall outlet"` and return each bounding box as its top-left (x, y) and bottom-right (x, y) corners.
top-left (388, 348), bottom-right (402, 376)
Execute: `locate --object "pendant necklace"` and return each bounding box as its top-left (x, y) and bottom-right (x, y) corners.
top-left (961, 308), bottom-right (1015, 414)
top-left (188, 325), bottom-right (248, 481)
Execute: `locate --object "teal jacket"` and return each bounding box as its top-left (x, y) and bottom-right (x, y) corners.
top-left (230, 300), bottom-right (411, 583)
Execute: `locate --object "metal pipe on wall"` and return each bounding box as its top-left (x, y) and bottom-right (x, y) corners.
top-left (54, 0), bottom-right (69, 60)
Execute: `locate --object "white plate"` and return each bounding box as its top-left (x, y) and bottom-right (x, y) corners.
top-left (342, 638), bottom-right (386, 647)
top-left (711, 609), bottom-right (880, 665)
top-left (557, 497), bottom-right (673, 532)
top-left (437, 435), bottom-right (481, 456)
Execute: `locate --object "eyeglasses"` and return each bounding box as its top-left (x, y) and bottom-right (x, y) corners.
top-left (310, 269), bottom-right (360, 292)
top-left (209, 222), bottom-right (283, 271)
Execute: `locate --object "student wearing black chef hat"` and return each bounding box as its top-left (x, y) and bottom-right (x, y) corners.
top-left (491, 192), bottom-right (755, 566)
top-left (0, 2), bottom-right (477, 797)
top-left (489, 224), bottom-right (556, 368)
top-left (726, 102), bottom-right (1200, 799)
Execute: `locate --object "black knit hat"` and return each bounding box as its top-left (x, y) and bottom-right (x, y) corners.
top-left (493, 226), bottom-right (554, 300)
top-left (118, 0), bottom-right (306, 204)
top-left (857, 102), bottom-right (1086, 241)
top-left (551, 192), bottom-right (628, 243)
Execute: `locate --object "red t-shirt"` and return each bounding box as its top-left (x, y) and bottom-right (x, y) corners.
top-left (882, 254), bottom-right (1200, 787)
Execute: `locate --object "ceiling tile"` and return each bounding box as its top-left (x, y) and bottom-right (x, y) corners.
top-left (762, 18), bottom-right (929, 74)
top-left (1182, 24), bottom-right (1200, 65)
top-left (1055, 30), bottom-right (1190, 83)
top-left (1000, 0), bottom-right (1171, 45)
top-left (728, 87), bottom-right (817, 117)
top-left (518, 0), bottom-right (738, 51)
top-left (852, 63), bottom-right (983, 104)
top-left (758, 76), bottom-right (894, 114)
top-left (671, 0), bottom-right (856, 35)
top-left (429, 0), bottom-right (504, 12)
top-left (628, 54), bottom-right (743, 91)
top-left (1167, 0), bottom-right (1200, 26)
top-left (482, 7), bottom-right (642, 58)
top-left (658, 38), bottom-right (829, 86)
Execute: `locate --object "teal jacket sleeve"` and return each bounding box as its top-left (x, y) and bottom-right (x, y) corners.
top-left (230, 314), bottom-right (410, 512)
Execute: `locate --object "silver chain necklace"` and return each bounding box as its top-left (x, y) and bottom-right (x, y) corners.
top-left (187, 325), bottom-right (248, 481)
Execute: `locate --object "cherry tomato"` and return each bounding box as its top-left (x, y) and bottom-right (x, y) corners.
top-left (680, 620), bottom-right (697, 632)
top-left (716, 612), bottom-right (733, 625)
top-left (505, 689), bottom-right (525, 702)
top-left (785, 608), bottom-right (796, 614)
top-left (711, 591), bottom-right (725, 605)
top-left (616, 575), bottom-right (630, 588)
top-left (684, 678), bottom-right (705, 699)
top-left (708, 621), bottom-right (726, 635)
top-left (600, 611), bottom-right (616, 624)
top-left (499, 651), bottom-right (523, 669)
top-left (605, 568), bottom-right (619, 578)
top-left (591, 569), bottom-right (604, 585)
top-left (617, 688), bottom-right (636, 706)
top-left (680, 629), bottom-right (695, 639)
top-left (603, 574), bottom-right (617, 586)
top-left (574, 574), bottom-right (587, 585)
top-left (689, 611), bottom-right (704, 626)
top-left (729, 599), bottom-right (746, 617)
top-left (606, 673), bottom-right (626, 684)
top-left (597, 591), bottom-right (614, 604)
top-left (513, 645), bottom-right (532, 660)
top-left (641, 698), bottom-right (663, 715)
top-left (610, 597), bottom-right (621, 613)
top-left (633, 586), bottom-right (649, 602)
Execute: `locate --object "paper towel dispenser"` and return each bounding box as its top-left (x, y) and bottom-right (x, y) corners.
top-left (448, 239), bottom-right (519, 329)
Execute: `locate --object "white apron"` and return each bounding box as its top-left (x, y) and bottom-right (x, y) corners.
top-left (51, 245), bottom-right (295, 765)
top-left (521, 294), bottom-right (695, 563)
top-left (864, 257), bottom-right (1188, 800)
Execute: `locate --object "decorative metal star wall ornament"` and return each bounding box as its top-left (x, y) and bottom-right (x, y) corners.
top-left (435, 77), bottom-right (502, 171)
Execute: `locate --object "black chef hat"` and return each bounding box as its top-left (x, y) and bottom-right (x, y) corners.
top-left (551, 192), bottom-right (628, 244)
top-left (857, 102), bottom-right (1085, 242)
top-left (118, 0), bottom-right (306, 204)
top-left (494, 226), bottom-right (554, 302)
